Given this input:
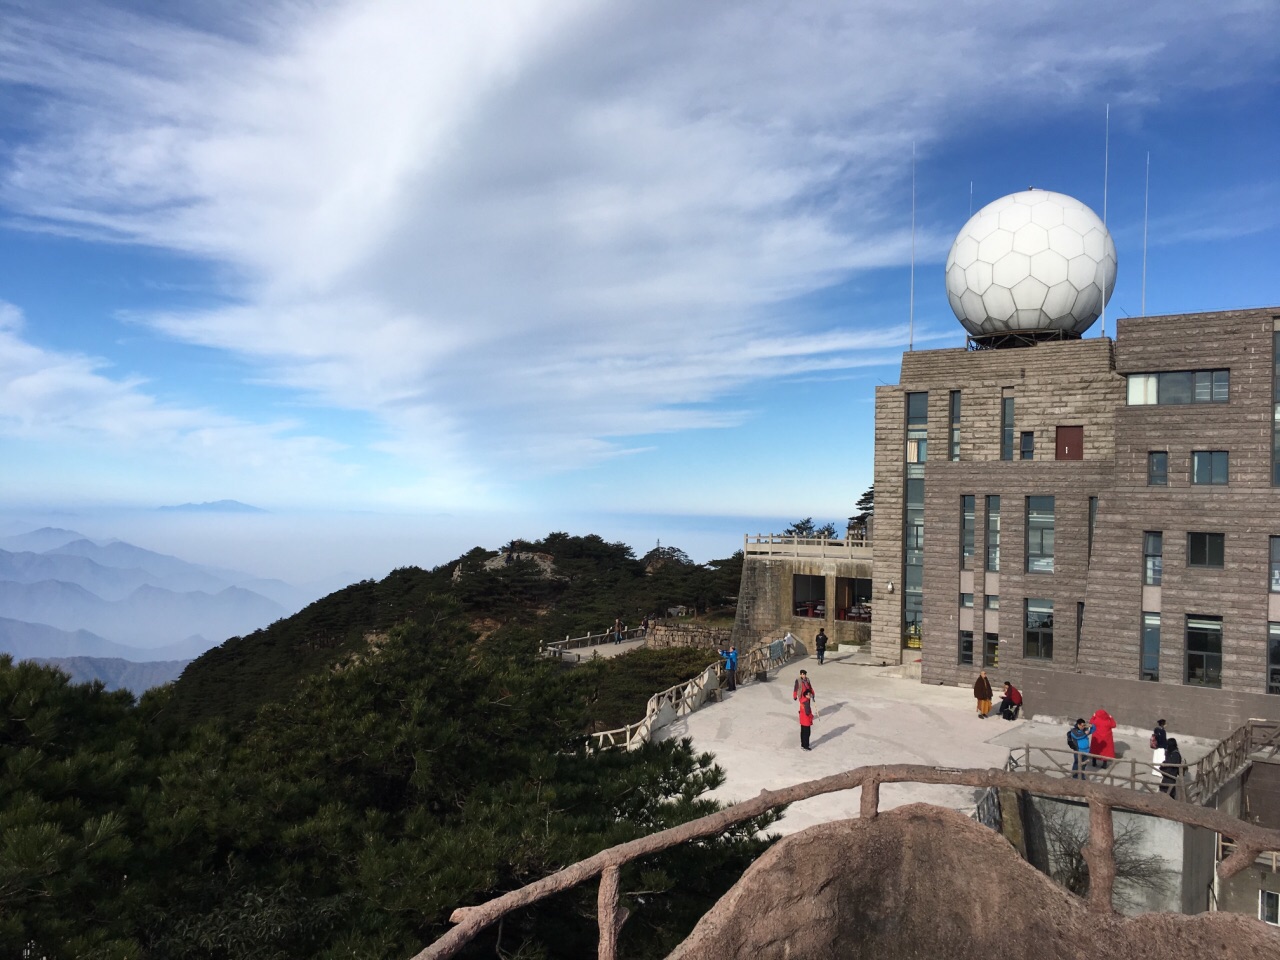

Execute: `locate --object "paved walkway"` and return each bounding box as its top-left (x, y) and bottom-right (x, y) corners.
top-left (658, 648), bottom-right (1214, 836)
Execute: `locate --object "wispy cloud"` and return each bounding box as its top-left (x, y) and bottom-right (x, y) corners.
top-left (1, 0), bottom-right (1276, 502)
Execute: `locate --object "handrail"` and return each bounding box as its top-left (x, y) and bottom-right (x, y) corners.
top-left (543, 626), bottom-right (647, 657)
top-left (590, 663), bottom-right (719, 751)
top-left (412, 764), bottom-right (1280, 960)
top-left (743, 533), bottom-right (872, 559)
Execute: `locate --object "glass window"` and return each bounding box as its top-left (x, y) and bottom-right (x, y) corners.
top-left (1262, 889), bottom-right (1279, 925)
top-left (1000, 395), bottom-right (1015, 460)
top-left (1269, 623), bottom-right (1280, 695)
top-left (1141, 612), bottom-right (1160, 681)
top-left (985, 496), bottom-right (1001, 572)
top-left (834, 577), bottom-right (871, 620)
top-left (983, 632), bottom-right (999, 668)
top-left (1185, 615), bottom-right (1222, 688)
top-left (961, 495), bottom-right (975, 569)
top-left (1026, 496), bottom-right (1055, 573)
top-left (959, 630), bottom-right (974, 665)
top-left (985, 594), bottom-right (999, 610)
top-left (1147, 451), bottom-right (1168, 486)
top-left (906, 391), bottom-right (928, 424)
top-left (1187, 532), bottom-right (1225, 568)
top-left (1272, 537), bottom-right (1280, 593)
top-left (949, 390), bottom-right (961, 461)
top-left (1019, 431), bottom-right (1035, 460)
top-left (1025, 598), bottom-right (1054, 660)
top-left (1144, 532), bottom-right (1163, 586)
top-left (1191, 450), bottom-right (1229, 485)
top-left (1127, 370), bottom-right (1230, 405)
top-left (793, 575), bottom-right (825, 616)
top-left (1088, 496), bottom-right (1098, 559)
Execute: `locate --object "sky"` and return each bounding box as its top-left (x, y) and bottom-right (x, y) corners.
top-left (1, 0), bottom-right (1279, 579)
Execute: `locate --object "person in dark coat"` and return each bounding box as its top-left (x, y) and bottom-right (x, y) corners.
top-left (973, 670), bottom-right (993, 719)
top-left (793, 669), bottom-right (815, 704)
top-left (798, 691), bottom-right (815, 750)
top-left (815, 628), bottom-right (828, 665)
top-left (1067, 718), bottom-right (1095, 779)
top-left (997, 681), bottom-right (1023, 720)
top-left (1160, 738), bottom-right (1184, 798)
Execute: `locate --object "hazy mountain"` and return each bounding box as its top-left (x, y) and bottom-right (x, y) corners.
top-left (0, 548), bottom-right (159, 601)
top-left (30, 656), bottom-right (190, 693)
top-left (0, 579), bottom-right (285, 649)
top-left (158, 500), bottom-right (267, 513)
top-left (0, 616), bottom-right (206, 661)
top-left (48, 539), bottom-right (241, 594)
top-left (0, 526), bottom-right (86, 553)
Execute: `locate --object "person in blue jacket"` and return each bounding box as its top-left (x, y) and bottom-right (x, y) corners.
top-left (1067, 717), bottom-right (1095, 779)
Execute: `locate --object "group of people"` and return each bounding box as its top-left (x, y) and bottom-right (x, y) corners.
top-left (972, 671), bottom-right (1022, 720)
top-left (1066, 709), bottom-right (1118, 777)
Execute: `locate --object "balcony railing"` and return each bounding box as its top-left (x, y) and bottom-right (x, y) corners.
top-left (743, 534), bottom-right (871, 560)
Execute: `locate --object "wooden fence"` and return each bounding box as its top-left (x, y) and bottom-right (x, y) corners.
top-left (412, 764), bottom-right (1280, 960)
top-left (542, 626), bottom-right (647, 661)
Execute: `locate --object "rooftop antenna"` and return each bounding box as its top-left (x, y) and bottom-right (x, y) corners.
top-left (1142, 150), bottom-right (1150, 317)
top-left (1101, 103), bottom-right (1110, 338)
top-left (969, 179), bottom-right (973, 217)
top-left (909, 141), bottom-right (916, 351)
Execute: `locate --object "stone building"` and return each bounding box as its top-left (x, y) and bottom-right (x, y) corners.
top-left (871, 306), bottom-right (1280, 740)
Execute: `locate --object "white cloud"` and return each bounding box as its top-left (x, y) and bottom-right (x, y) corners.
top-left (0, 0), bottom-right (1276, 493)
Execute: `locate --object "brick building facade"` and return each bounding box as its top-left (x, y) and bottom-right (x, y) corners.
top-left (871, 307), bottom-right (1280, 739)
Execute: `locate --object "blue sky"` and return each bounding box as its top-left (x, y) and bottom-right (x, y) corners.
top-left (1, 0), bottom-right (1279, 573)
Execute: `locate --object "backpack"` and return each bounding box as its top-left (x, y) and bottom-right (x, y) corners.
top-left (1067, 730), bottom-right (1077, 750)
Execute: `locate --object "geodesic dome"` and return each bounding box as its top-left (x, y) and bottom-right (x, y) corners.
top-left (944, 189), bottom-right (1116, 340)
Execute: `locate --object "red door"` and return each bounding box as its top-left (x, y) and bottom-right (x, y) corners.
top-left (1056, 425), bottom-right (1083, 460)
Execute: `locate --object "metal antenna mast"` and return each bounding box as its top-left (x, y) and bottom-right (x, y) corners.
top-left (909, 142), bottom-right (916, 352)
top-left (1142, 150), bottom-right (1150, 317)
top-left (1101, 104), bottom-right (1110, 338)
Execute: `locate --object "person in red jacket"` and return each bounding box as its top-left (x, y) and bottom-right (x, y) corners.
top-left (998, 681), bottom-right (1023, 721)
top-left (798, 691), bottom-right (815, 750)
top-left (1089, 708), bottom-right (1117, 769)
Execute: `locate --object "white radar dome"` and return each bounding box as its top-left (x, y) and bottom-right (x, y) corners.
top-left (945, 189), bottom-right (1116, 339)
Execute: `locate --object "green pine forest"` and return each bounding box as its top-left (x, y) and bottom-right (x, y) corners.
top-left (0, 534), bottom-right (781, 959)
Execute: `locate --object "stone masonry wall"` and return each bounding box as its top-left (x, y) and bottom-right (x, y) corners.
top-left (733, 555), bottom-right (873, 651)
top-left (647, 623), bottom-right (733, 651)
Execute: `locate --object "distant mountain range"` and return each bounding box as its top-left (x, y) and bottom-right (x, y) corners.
top-left (0, 525), bottom-right (353, 690)
top-left (30, 656), bottom-right (190, 694)
top-left (158, 500), bottom-right (267, 513)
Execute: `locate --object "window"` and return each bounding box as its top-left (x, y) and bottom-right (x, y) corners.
top-left (959, 630), bottom-right (974, 665)
top-left (949, 390), bottom-right (961, 461)
top-left (1000, 393), bottom-right (1015, 460)
top-left (834, 577), bottom-right (871, 620)
top-left (1187, 532), bottom-right (1225, 568)
top-left (1185, 615), bottom-right (1222, 688)
top-left (1273, 331), bottom-right (1280, 486)
top-left (1143, 532), bottom-right (1163, 586)
top-left (985, 595), bottom-right (999, 610)
top-left (1191, 450), bottom-right (1229, 485)
top-left (983, 632), bottom-right (999, 667)
top-left (1269, 623), bottom-right (1280, 695)
top-left (1026, 496), bottom-right (1055, 573)
top-left (1019, 431), bottom-right (1035, 460)
top-left (1147, 451), bottom-right (1168, 486)
top-left (1088, 496), bottom-right (1098, 560)
top-left (1127, 369), bottom-right (1229, 405)
top-left (1024, 598), bottom-right (1054, 660)
top-left (906, 392), bottom-right (927, 466)
top-left (1262, 889), bottom-right (1279, 925)
top-left (1141, 613), bottom-right (1160, 681)
top-left (961, 496), bottom-right (975, 569)
top-left (960, 593), bottom-right (974, 608)
top-left (1272, 537), bottom-right (1280, 593)
top-left (793, 575), bottom-right (826, 616)
top-left (985, 496), bottom-right (1001, 572)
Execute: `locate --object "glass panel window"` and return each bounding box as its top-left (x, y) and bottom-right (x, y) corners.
top-left (1262, 889), bottom-right (1279, 925)
top-left (1088, 497), bottom-right (1098, 559)
top-left (793, 575), bottom-right (826, 616)
top-left (949, 390), bottom-right (961, 461)
top-left (1143, 532), bottom-right (1163, 586)
top-left (1025, 598), bottom-right (1054, 660)
top-left (960, 593), bottom-right (974, 608)
top-left (985, 496), bottom-right (1001, 572)
top-left (1000, 395), bottom-right (1015, 460)
top-left (1268, 623), bottom-right (1280, 695)
top-left (985, 594), bottom-right (999, 610)
top-left (1147, 451), bottom-right (1168, 486)
top-left (1185, 616), bottom-right (1222, 688)
top-left (1141, 612), bottom-right (1160, 681)
top-left (1187, 532), bottom-right (1225, 568)
top-left (961, 495), bottom-right (975, 569)
top-left (1272, 537), bottom-right (1280, 593)
top-left (1127, 370), bottom-right (1229, 405)
top-left (983, 632), bottom-right (999, 668)
top-left (1019, 431), bottom-right (1035, 460)
top-left (906, 391), bottom-right (928, 424)
top-left (1191, 450), bottom-right (1228, 485)
top-left (1128, 373), bottom-right (1157, 405)
top-left (1026, 496), bottom-right (1055, 573)
top-left (959, 630), bottom-right (974, 665)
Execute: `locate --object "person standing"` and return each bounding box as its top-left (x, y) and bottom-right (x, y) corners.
top-left (1160, 738), bottom-right (1184, 798)
top-left (1067, 718), bottom-right (1094, 779)
top-left (798, 691), bottom-right (815, 750)
top-left (1089, 708), bottom-right (1117, 769)
top-left (815, 628), bottom-right (828, 665)
top-left (613, 617), bottom-right (624, 644)
top-left (793, 669), bottom-right (815, 705)
top-left (726, 645), bottom-right (739, 691)
top-left (1150, 718), bottom-right (1169, 779)
top-left (973, 670), bottom-right (993, 719)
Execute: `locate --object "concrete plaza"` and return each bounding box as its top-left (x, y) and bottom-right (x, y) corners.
top-left (658, 648), bottom-right (1213, 836)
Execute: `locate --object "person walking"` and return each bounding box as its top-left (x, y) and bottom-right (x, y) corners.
top-left (1067, 717), bottom-right (1095, 779)
top-left (973, 670), bottom-right (993, 719)
top-left (815, 628), bottom-right (828, 665)
top-left (1089, 708), bottom-right (1117, 769)
top-left (613, 617), bottom-right (624, 644)
top-left (1150, 718), bottom-right (1169, 779)
top-left (793, 669), bottom-right (815, 705)
top-left (798, 690), bottom-right (815, 750)
top-left (997, 681), bottom-right (1023, 720)
top-left (1160, 738), bottom-right (1184, 798)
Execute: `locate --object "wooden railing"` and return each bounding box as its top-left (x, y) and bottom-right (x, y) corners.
top-left (590, 664), bottom-right (720, 751)
top-left (412, 765), bottom-right (1280, 960)
top-left (743, 534), bottom-right (871, 559)
top-left (1014, 746), bottom-right (1186, 799)
top-left (542, 626), bottom-right (647, 660)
